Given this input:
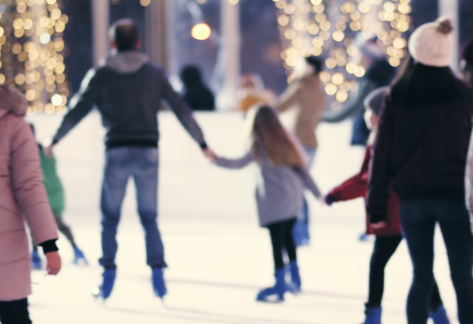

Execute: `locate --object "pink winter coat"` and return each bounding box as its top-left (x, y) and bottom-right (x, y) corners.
top-left (0, 86), bottom-right (58, 301)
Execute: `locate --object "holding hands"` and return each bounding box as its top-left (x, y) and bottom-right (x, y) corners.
top-left (203, 147), bottom-right (217, 163)
top-left (44, 144), bottom-right (55, 158)
top-left (323, 194), bottom-right (335, 206)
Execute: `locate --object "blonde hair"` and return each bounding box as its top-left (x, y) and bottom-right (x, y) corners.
top-left (251, 106), bottom-right (307, 169)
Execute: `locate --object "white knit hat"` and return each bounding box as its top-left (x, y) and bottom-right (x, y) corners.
top-left (408, 17), bottom-right (454, 67)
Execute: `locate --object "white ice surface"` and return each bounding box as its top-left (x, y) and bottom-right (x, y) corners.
top-left (24, 112), bottom-right (459, 324)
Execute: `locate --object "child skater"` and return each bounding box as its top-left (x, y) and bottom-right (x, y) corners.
top-left (30, 125), bottom-right (87, 268)
top-left (324, 87), bottom-right (450, 324)
top-left (210, 106), bottom-right (321, 302)
top-left (0, 85), bottom-right (61, 324)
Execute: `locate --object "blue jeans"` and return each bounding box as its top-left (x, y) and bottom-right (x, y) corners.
top-left (293, 147), bottom-right (316, 246)
top-left (400, 200), bottom-right (473, 324)
top-left (351, 111), bottom-right (370, 146)
top-left (99, 147), bottom-right (166, 269)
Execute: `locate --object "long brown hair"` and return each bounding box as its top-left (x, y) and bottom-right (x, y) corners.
top-left (251, 106), bottom-right (306, 169)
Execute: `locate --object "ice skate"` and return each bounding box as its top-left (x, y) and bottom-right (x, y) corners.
top-left (152, 268), bottom-right (167, 300)
top-left (31, 250), bottom-right (42, 270)
top-left (287, 261), bottom-right (301, 294)
top-left (92, 269), bottom-right (116, 301)
top-left (256, 269), bottom-right (287, 302)
top-left (73, 246), bottom-right (88, 266)
top-left (430, 305), bottom-right (450, 324)
top-left (361, 305), bottom-right (381, 324)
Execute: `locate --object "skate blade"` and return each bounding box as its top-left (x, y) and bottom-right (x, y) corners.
top-left (91, 287), bottom-right (108, 306)
top-left (73, 258), bottom-right (89, 267)
top-left (287, 286), bottom-right (302, 295)
top-left (256, 294), bottom-right (285, 303)
top-left (256, 298), bottom-right (285, 304)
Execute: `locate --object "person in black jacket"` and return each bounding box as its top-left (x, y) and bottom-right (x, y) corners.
top-left (367, 18), bottom-right (473, 324)
top-left (180, 65), bottom-right (215, 111)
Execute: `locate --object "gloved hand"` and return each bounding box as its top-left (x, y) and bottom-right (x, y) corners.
top-left (324, 194), bottom-right (336, 206)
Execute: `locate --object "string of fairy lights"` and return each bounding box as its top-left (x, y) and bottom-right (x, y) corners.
top-left (0, 0), bottom-right (70, 116)
top-left (0, 0), bottom-right (153, 116)
top-left (1, 0), bottom-right (408, 114)
top-left (274, 0), bottom-right (411, 110)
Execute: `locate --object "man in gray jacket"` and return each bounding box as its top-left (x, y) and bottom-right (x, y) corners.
top-left (47, 19), bottom-right (214, 300)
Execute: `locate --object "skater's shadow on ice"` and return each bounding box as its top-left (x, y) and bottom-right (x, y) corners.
top-left (167, 278), bottom-right (364, 301)
top-left (108, 305), bottom-right (325, 324)
top-left (167, 306), bottom-right (331, 324)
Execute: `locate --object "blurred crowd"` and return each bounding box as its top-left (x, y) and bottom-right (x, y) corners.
top-left (2, 15), bottom-right (473, 324)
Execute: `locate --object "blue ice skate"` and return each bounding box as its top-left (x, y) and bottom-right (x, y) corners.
top-left (73, 246), bottom-right (88, 266)
top-left (362, 306), bottom-right (382, 324)
top-left (359, 233), bottom-right (369, 242)
top-left (287, 261), bottom-right (301, 294)
top-left (31, 250), bottom-right (42, 270)
top-left (256, 269), bottom-right (287, 302)
top-left (430, 305), bottom-right (450, 324)
top-left (92, 269), bottom-right (116, 301)
top-left (152, 268), bottom-right (167, 299)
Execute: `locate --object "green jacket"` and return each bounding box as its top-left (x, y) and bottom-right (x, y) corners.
top-left (39, 145), bottom-right (65, 214)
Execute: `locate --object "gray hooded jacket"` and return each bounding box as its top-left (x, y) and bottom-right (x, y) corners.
top-left (52, 52), bottom-right (206, 149)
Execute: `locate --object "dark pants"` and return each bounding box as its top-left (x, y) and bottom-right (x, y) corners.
top-left (99, 147), bottom-right (166, 269)
top-left (267, 218), bottom-right (297, 270)
top-left (367, 235), bottom-right (443, 311)
top-left (351, 112), bottom-right (370, 146)
top-left (400, 200), bottom-right (473, 324)
top-left (54, 214), bottom-right (76, 247)
top-left (0, 299), bottom-right (32, 324)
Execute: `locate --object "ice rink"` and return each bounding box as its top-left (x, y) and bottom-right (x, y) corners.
top-left (25, 112), bottom-right (460, 324)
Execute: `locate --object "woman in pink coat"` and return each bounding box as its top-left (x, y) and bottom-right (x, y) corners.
top-left (0, 86), bottom-right (61, 324)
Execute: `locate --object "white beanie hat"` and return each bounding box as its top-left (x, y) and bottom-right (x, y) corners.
top-left (408, 17), bottom-right (453, 67)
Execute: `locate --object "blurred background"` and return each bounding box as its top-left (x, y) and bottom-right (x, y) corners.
top-left (1, 1), bottom-right (472, 323)
top-left (1, 0), bottom-right (472, 113)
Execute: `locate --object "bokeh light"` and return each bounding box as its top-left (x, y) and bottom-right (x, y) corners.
top-left (191, 23), bottom-right (211, 40)
top-left (274, 0), bottom-right (411, 102)
top-left (0, 0), bottom-right (71, 116)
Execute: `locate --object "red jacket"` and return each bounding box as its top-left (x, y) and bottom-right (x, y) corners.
top-left (328, 147), bottom-right (402, 236)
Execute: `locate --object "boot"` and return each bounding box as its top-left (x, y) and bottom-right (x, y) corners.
top-left (92, 269), bottom-right (116, 300)
top-left (152, 267), bottom-right (167, 299)
top-left (31, 250), bottom-right (42, 270)
top-left (429, 305), bottom-right (450, 324)
top-left (288, 261), bottom-right (301, 294)
top-left (256, 269), bottom-right (287, 302)
top-left (362, 305), bottom-right (382, 324)
top-left (73, 246), bottom-right (88, 265)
